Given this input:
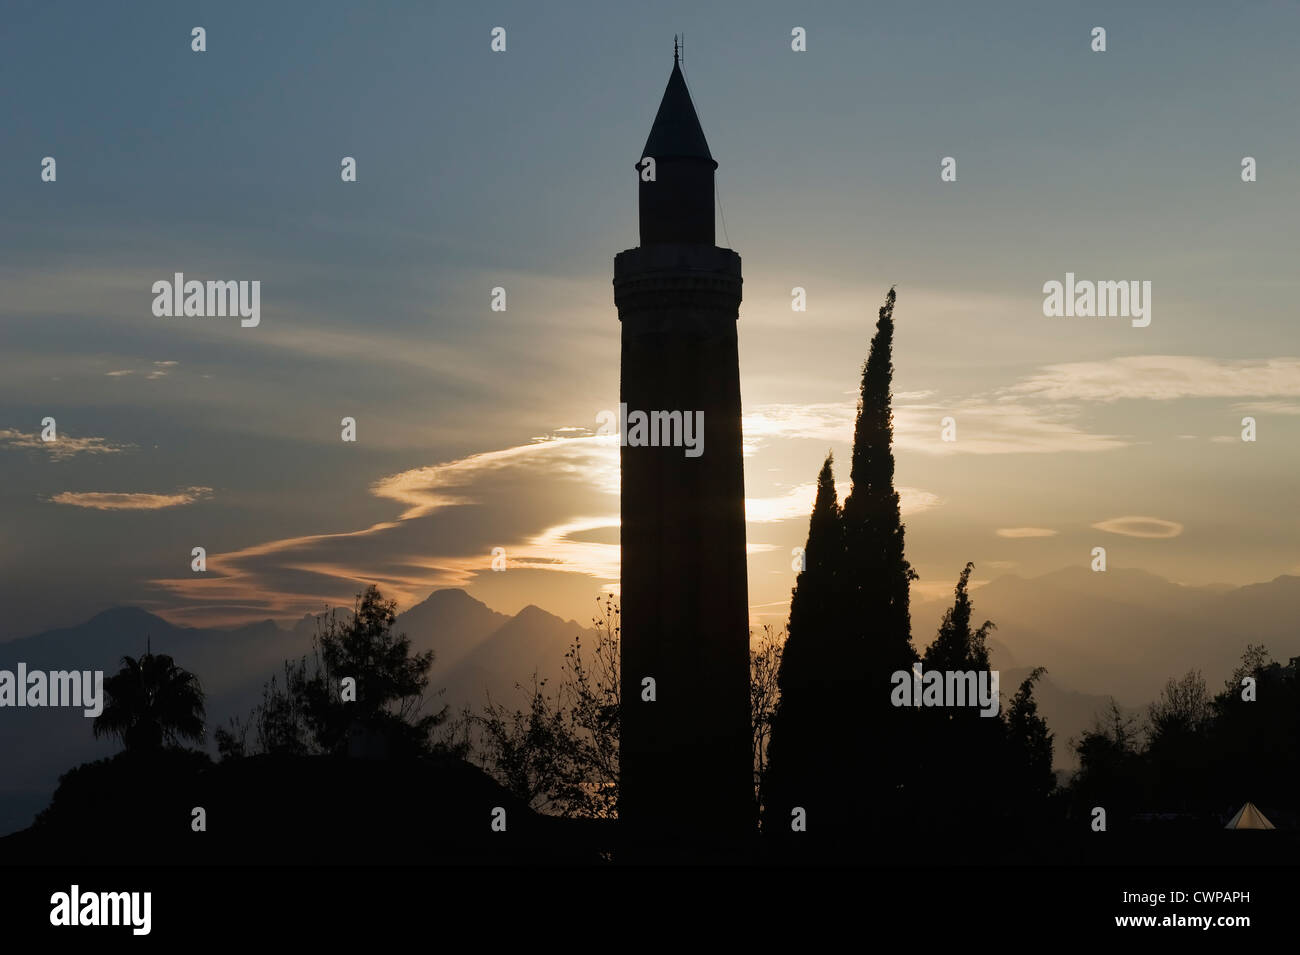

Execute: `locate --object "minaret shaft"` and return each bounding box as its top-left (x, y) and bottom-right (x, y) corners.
top-left (615, 58), bottom-right (753, 854)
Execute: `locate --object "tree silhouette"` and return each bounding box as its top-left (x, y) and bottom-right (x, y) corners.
top-left (470, 595), bottom-right (621, 818)
top-left (1004, 667), bottom-right (1055, 805)
top-left (842, 287), bottom-right (918, 680)
top-left (914, 563), bottom-right (1009, 835)
top-left (765, 289), bottom-right (920, 851)
top-left (303, 585), bottom-right (443, 756)
top-left (839, 288), bottom-right (919, 837)
top-left (1144, 670), bottom-right (1212, 808)
top-left (749, 623), bottom-right (784, 821)
top-left (1069, 700), bottom-right (1144, 824)
top-left (216, 586), bottom-right (448, 759)
top-left (764, 453), bottom-right (842, 831)
top-left (470, 595), bottom-right (785, 826)
top-left (922, 562), bottom-right (992, 673)
top-left (1208, 647), bottom-right (1299, 812)
top-left (93, 648), bottom-right (205, 752)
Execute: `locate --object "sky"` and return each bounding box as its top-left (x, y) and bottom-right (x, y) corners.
top-left (2, 0), bottom-right (1298, 640)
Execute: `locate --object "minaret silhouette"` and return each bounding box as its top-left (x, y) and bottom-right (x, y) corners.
top-left (614, 46), bottom-right (753, 857)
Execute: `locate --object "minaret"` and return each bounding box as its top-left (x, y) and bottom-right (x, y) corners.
top-left (614, 45), bottom-right (753, 856)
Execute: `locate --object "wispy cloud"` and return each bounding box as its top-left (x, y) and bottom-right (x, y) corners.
top-left (745, 480), bottom-right (941, 523)
top-left (147, 420), bottom-right (946, 624)
top-left (1091, 516), bottom-right (1183, 539)
top-left (372, 434), bottom-right (619, 520)
top-left (49, 486), bottom-right (212, 511)
top-left (895, 400), bottom-right (1130, 455)
top-left (743, 400), bottom-right (1130, 456)
top-left (1007, 356), bottom-right (1300, 403)
top-left (1232, 400), bottom-right (1300, 416)
top-left (104, 360), bottom-right (180, 380)
top-left (0, 428), bottom-right (130, 460)
top-left (151, 436), bottom-right (623, 621)
top-left (996, 527), bottom-right (1058, 538)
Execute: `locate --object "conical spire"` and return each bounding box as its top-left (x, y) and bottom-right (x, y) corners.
top-left (641, 54), bottom-right (715, 166)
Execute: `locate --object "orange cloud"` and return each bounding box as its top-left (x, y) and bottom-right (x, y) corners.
top-left (1090, 516), bottom-right (1183, 539)
top-left (49, 486), bottom-right (211, 510)
top-left (0, 428), bottom-right (129, 460)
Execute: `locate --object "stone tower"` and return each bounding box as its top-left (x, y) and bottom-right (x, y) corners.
top-left (614, 47), bottom-right (753, 856)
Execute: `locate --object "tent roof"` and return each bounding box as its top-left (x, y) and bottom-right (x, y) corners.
top-left (1225, 801), bottom-right (1275, 829)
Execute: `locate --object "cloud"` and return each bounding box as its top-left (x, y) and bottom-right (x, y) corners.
top-left (0, 428), bottom-right (130, 460)
top-left (49, 486), bottom-right (212, 511)
top-left (1232, 400), bottom-right (1300, 416)
top-left (150, 436), bottom-right (624, 621)
top-left (1006, 356), bottom-right (1300, 403)
top-left (147, 418), bottom-right (946, 625)
top-left (895, 400), bottom-right (1130, 455)
top-left (745, 480), bottom-right (941, 523)
top-left (996, 527), bottom-right (1058, 538)
top-left (104, 360), bottom-right (180, 380)
top-left (372, 434), bottom-right (619, 520)
top-left (511, 515), bottom-right (620, 581)
top-left (743, 400), bottom-right (1130, 456)
top-left (741, 403), bottom-right (856, 455)
top-left (739, 356), bottom-right (1300, 460)
top-left (898, 486), bottom-right (944, 515)
top-left (1090, 516), bottom-right (1183, 539)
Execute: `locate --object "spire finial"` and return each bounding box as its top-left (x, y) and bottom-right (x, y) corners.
top-left (674, 35), bottom-right (679, 65)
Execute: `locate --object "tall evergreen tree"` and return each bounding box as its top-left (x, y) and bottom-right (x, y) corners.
top-left (765, 289), bottom-right (921, 853)
top-left (922, 562), bottom-right (992, 673)
top-left (764, 454), bottom-right (843, 832)
top-left (1004, 667), bottom-right (1055, 804)
top-left (914, 563), bottom-right (1002, 836)
top-left (838, 288), bottom-right (918, 838)
top-left (781, 454), bottom-right (843, 695)
top-left (841, 287), bottom-right (918, 681)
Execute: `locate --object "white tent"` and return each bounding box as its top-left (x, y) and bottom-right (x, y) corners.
top-left (1225, 802), bottom-right (1275, 830)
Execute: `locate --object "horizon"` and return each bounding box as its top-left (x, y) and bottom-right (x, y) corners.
top-left (8, 561), bottom-right (1300, 643)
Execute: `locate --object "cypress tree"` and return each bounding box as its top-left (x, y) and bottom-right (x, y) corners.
top-left (765, 454), bottom-right (844, 835)
top-left (1004, 667), bottom-right (1055, 805)
top-left (765, 289), bottom-right (922, 854)
top-left (839, 289), bottom-right (918, 837)
top-left (922, 561), bottom-right (992, 673)
top-left (917, 563), bottom-right (1003, 844)
top-left (841, 287), bottom-right (917, 680)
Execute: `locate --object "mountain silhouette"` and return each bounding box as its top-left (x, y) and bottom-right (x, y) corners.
top-left (5, 572), bottom-right (1298, 835)
top-left (0, 589), bottom-right (587, 836)
top-left (397, 588), bottom-right (511, 672)
top-left (441, 604), bottom-right (590, 709)
top-left (912, 567), bottom-right (1300, 769)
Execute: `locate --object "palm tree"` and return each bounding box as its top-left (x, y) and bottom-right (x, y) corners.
top-left (93, 645), bottom-right (206, 751)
